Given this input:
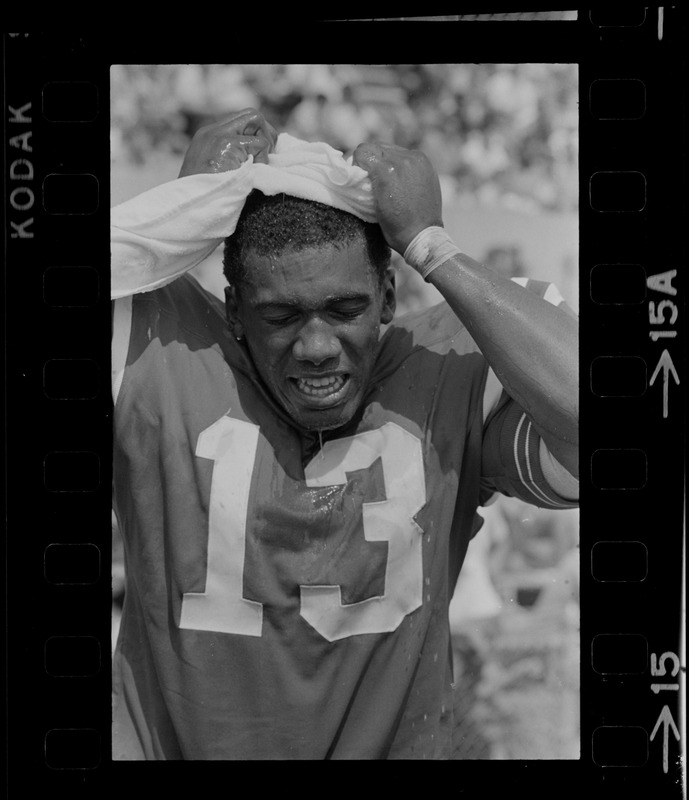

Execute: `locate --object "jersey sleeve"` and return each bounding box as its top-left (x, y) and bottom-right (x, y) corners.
top-left (480, 392), bottom-right (578, 509)
top-left (112, 296), bottom-right (133, 405)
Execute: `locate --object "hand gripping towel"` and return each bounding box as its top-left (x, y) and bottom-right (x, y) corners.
top-left (111, 133), bottom-right (376, 299)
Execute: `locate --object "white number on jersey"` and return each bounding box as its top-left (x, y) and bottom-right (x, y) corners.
top-left (180, 417), bottom-right (426, 641)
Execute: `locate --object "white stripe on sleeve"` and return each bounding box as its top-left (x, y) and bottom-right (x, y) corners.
top-left (539, 439), bottom-right (579, 501)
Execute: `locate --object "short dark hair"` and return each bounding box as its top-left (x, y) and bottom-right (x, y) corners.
top-left (222, 191), bottom-right (391, 291)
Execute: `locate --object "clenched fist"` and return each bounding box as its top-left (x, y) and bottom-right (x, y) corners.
top-left (352, 142), bottom-right (444, 255)
top-left (178, 108), bottom-right (278, 178)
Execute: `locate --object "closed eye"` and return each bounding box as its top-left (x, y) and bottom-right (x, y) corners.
top-left (332, 308), bottom-right (363, 320)
top-left (329, 301), bottom-right (370, 320)
top-left (263, 313), bottom-right (299, 327)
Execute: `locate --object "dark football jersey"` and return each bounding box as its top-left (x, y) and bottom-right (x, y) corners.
top-left (112, 273), bottom-right (575, 759)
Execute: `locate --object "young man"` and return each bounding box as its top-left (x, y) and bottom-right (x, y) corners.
top-left (111, 109), bottom-right (578, 759)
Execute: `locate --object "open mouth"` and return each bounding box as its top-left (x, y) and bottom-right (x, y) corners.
top-left (290, 373), bottom-right (350, 404)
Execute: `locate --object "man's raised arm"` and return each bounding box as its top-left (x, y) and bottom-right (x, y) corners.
top-left (111, 109), bottom-right (278, 403)
top-left (353, 142), bottom-right (578, 481)
top-left (111, 109), bottom-right (278, 300)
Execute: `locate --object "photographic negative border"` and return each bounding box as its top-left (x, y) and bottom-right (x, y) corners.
top-left (3, 7), bottom-right (685, 791)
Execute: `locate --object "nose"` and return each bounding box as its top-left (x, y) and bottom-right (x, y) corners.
top-left (292, 318), bottom-right (342, 365)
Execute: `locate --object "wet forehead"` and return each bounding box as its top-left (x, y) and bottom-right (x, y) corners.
top-left (242, 241), bottom-right (378, 308)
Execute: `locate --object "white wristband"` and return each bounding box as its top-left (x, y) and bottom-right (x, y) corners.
top-left (403, 226), bottom-right (463, 281)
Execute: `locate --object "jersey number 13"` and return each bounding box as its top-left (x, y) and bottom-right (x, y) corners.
top-left (180, 417), bottom-right (426, 641)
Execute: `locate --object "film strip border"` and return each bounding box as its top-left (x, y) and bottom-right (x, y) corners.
top-left (4, 33), bottom-right (111, 783)
top-left (2, 13), bottom-right (686, 792)
top-left (580, 7), bottom-right (685, 790)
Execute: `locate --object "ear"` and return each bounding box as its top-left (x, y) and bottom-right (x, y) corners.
top-left (379, 267), bottom-right (396, 325)
top-left (224, 285), bottom-right (245, 340)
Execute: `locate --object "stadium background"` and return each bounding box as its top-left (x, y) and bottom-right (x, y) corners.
top-left (111, 62), bottom-right (580, 759)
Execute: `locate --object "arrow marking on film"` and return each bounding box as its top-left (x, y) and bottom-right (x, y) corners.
top-left (650, 704), bottom-right (680, 774)
top-left (649, 349), bottom-right (680, 418)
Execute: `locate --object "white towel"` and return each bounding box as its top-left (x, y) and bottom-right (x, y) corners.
top-left (111, 133), bottom-right (376, 299)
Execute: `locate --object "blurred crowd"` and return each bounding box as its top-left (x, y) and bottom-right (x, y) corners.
top-left (111, 63), bottom-right (578, 213)
top-left (449, 497), bottom-right (580, 759)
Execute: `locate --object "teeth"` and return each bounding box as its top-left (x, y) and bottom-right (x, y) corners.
top-left (296, 375), bottom-right (345, 396)
top-left (304, 376), bottom-right (337, 387)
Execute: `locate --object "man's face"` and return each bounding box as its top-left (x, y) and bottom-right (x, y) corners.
top-left (226, 239), bottom-right (395, 432)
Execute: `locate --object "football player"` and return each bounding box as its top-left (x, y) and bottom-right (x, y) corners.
top-left (111, 109), bottom-right (578, 759)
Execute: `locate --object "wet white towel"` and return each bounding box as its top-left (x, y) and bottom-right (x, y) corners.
top-left (111, 133), bottom-right (376, 299)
